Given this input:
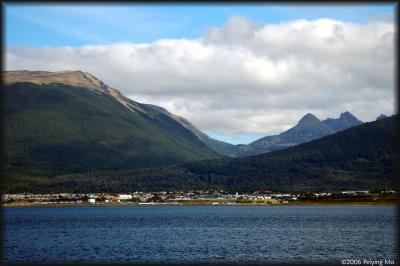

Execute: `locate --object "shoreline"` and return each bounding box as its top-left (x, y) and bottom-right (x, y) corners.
top-left (3, 200), bottom-right (397, 207)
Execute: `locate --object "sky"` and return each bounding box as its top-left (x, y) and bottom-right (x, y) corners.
top-left (5, 3), bottom-right (397, 144)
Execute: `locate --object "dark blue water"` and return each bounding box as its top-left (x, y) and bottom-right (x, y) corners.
top-left (3, 205), bottom-right (397, 263)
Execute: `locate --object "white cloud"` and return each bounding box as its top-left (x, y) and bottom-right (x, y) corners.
top-left (6, 17), bottom-right (395, 144)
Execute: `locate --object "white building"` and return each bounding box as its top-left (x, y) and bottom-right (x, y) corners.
top-left (119, 194), bottom-right (133, 200)
top-left (88, 198), bottom-right (96, 203)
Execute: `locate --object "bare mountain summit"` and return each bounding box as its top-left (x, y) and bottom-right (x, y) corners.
top-left (4, 70), bottom-right (148, 113)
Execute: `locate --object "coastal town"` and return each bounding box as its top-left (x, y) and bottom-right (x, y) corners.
top-left (3, 189), bottom-right (397, 206)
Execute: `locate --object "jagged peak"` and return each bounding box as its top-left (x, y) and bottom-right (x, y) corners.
top-left (322, 111), bottom-right (362, 124)
top-left (339, 111), bottom-right (357, 119)
top-left (298, 113), bottom-right (320, 124)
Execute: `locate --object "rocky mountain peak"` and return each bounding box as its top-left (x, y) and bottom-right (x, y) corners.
top-left (298, 113), bottom-right (321, 124)
top-left (339, 111), bottom-right (359, 122)
top-left (322, 111), bottom-right (362, 131)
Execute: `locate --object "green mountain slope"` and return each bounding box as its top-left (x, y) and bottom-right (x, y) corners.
top-left (4, 70), bottom-right (219, 182)
top-left (15, 115), bottom-right (397, 193)
top-left (143, 104), bottom-right (240, 157)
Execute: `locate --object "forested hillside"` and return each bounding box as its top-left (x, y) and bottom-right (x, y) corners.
top-left (8, 115), bottom-right (396, 193)
top-left (4, 71), bottom-right (219, 184)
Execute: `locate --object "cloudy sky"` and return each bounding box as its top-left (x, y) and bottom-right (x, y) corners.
top-left (5, 4), bottom-right (396, 144)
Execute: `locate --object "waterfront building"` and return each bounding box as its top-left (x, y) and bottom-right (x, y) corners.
top-left (118, 194), bottom-right (133, 200)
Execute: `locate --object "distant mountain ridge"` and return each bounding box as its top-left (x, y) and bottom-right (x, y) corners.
top-left (247, 111), bottom-right (363, 155)
top-left (177, 111), bottom-right (364, 157)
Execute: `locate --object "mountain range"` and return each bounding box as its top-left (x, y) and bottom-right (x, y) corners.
top-left (244, 111), bottom-right (363, 155)
top-left (150, 106), bottom-right (364, 157)
top-left (4, 70), bottom-right (393, 193)
top-left (153, 103), bottom-right (364, 157)
top-left (176, 110), bottom-right (363, 157)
